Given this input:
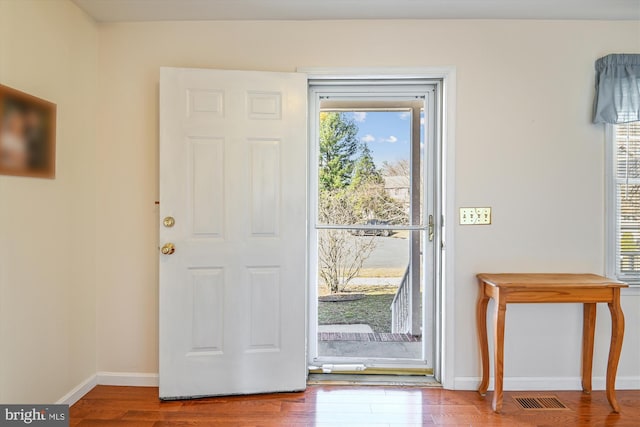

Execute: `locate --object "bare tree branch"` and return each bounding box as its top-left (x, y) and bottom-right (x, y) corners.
top-left (318, 190), bottom-right (378, 293)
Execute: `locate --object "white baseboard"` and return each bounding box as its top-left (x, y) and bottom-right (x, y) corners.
top-left (56, 374), bottom-right (97, 406)
top-left (57, 372), bottom-right (159, 406)
top-left (96, 371), bottom-right (159, 387)
top-left (454, 376), bottom-right (640, 391)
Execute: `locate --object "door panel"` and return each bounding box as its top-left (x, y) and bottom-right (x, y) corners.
top-left (159, 67), bottom-right (307, 399)
top-left (190, 137), bottom-right (224, 236)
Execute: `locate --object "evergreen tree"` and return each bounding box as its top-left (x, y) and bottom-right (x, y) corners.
top-left (318, 112), bottom-right (360, 192)
top-left (350, 143), bottom-right (382, 188)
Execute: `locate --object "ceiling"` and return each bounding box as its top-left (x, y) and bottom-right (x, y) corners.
top-left (71, 0), bottom-right (640, 22)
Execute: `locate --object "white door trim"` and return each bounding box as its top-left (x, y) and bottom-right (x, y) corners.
top-left (299, 67), bottom-right (456, 389)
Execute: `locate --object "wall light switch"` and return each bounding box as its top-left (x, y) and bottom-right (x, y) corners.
top-left (460, 207), bottom-right (492, 225)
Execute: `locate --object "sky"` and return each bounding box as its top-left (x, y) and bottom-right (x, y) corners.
top-left (346, 111), bottom-right (423, 168)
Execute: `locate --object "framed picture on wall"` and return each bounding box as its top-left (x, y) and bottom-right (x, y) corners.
top-left (0, 84), bottom-right (56, 178)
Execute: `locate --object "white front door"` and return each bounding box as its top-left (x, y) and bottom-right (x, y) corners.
top-left (159, 67), bottom-right (307, 399)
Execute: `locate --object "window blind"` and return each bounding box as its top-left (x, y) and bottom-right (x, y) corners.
top-left (615, 122), bottom-right (640, 280)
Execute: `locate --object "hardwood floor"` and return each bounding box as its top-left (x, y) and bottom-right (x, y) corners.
top-left (70, 385), bottom-right (640, 426)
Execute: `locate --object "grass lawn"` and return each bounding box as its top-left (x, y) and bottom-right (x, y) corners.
top-left (318, 291), bottom-right (396, 333)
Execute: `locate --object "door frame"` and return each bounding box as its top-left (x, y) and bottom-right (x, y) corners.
top-left (299, 67), bottom-right (456, 387)
top-left (308, 85), bottom-right (436, 369)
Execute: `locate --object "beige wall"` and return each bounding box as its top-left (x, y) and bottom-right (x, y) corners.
top-left (1, 7), bottom-right (639, 401)
top-left (96, 19), bottom-right (640, 386)
top-left (0, 0), bottom-right (97, 402)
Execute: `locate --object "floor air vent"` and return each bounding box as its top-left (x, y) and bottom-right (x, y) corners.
top-left (513, 396), bottom-right (568, 410)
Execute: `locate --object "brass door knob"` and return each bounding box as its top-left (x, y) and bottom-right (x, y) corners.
top-left (161, 243), bottom-right (175, 255)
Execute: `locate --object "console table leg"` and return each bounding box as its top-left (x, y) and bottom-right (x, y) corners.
top-left (607, 289), bottom-right (625, 413)
top-left (492, 295), bottom-right (506, 413)
top-left (581, 303), bottom-right (596, 393)
top-left (476, 283), bottom-right (490, 396)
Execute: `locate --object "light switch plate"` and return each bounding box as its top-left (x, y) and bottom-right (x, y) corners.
top-left (460, 207), bottom-right (492, 225)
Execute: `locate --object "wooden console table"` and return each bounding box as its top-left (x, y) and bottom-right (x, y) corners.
top-left (476, 273), bottom-right (627, 413)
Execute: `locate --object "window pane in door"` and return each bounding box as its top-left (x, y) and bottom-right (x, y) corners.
top-left (316, 228), bottom-right (422, 360)
top-left (317, 110), bottom-right (416, 227)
